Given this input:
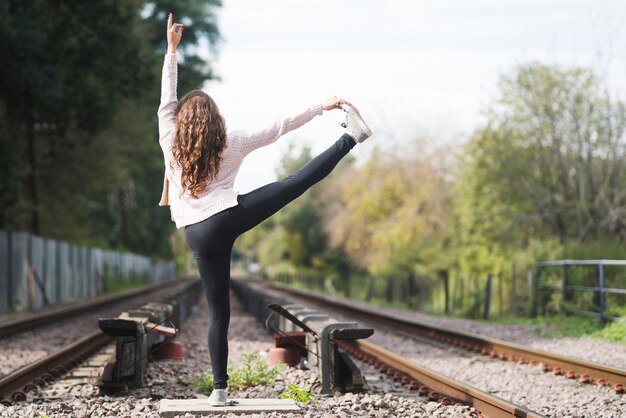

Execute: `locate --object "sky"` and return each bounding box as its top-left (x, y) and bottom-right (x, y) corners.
top-left (199, 0), bottom-right (626, 193)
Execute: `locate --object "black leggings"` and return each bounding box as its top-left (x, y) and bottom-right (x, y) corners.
top-left (183, 134), bottom-right (355, 388)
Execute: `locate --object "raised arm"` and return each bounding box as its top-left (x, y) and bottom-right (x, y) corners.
top-left (232, 96), bottom-right (353, 157)
top-left (157, 13), bottom-right (184, 146)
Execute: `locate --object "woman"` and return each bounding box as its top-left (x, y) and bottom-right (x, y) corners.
top-left (159, 14), bottom-right (371, 406)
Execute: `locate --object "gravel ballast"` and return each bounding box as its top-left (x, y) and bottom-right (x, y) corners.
top-left (0, 285), bottom-right (476, 418)
top-left (275, 288), bottom-right (626, 418)
top-left (0, 280), bottom-right (194, 380)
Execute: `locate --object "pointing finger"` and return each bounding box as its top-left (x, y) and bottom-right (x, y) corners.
top-left (167, 13), bottom-right (173, 30)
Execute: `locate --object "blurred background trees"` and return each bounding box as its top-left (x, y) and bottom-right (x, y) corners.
top-left (1, 2), bottom-right (624, 319)
top-left (237, 61), bottom-right (626, 317)
top-left (0, 0), bottom-right (222, 257)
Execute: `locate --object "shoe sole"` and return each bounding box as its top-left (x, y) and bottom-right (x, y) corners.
top-left (340, 104), bottom-right (372, 142)
top-left (209, 401), bottom-right (227, 407)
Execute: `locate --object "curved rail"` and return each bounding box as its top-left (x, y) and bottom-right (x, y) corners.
top-left (266, 282), bottom-right (626, 393)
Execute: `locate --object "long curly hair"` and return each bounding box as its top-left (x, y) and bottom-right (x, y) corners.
top-left (171, 90), bottom-right (227, 199)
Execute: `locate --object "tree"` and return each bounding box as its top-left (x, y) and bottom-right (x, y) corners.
top-left (0, 0), bottom-right (152, 234)
top-left (324, 141), bottom-right (451, 278)
top-left (461, 63), bottom-right (626, 245)
top-left (0, 1), bottom-right (222, 259)
top-left (234, 141), bottom-right (355, 275)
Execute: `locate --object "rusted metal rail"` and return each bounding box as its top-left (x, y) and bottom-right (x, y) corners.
top-left (232, 278), bottom-right (547, 418)
top-left (0, 330), bottom-right (112, 405)
top-left (0, 277), bottom-right (202, 406)
top-left (0, 278), bottom-right (190, 338)
top-left (266, 282), bottom-right (626, 393)
top-left (342, 340), bottom-right (545, 418)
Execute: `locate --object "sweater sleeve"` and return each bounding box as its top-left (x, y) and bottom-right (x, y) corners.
top-left (157, 53), bottom-right (178, 149)
top-left (230, 104), bottom-right (324, 158)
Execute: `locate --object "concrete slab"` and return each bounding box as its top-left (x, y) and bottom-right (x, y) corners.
top-left (159, 398), bottom-right (300, 417)
top-left (66, 367), bottom-right (103, 378)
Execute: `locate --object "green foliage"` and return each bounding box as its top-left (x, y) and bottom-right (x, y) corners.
top-left (191, 373), bottom-right (214, 395)
top-left (0, 1), bottom-right (222, 259)
top-left (234, 141), bottom-right (354, 274)
top-left (279, 384), bottom-right (317, 404)
top-left (192, 353), bottom-right (282, 395)
top-left (228, 353), bottom-right (283, 390)
top-left (592, 322), bottom-right (626, 343)
top-left (482, 313), bottom-right (625, 343)
top-left (103, 271), bottom-right (149, 294)
top-left (459, 63), bottom-right (626, 247)
top-left (230, 59), bottom-right (626, 323)
top-left (531, 315), bottom-right (602, 338)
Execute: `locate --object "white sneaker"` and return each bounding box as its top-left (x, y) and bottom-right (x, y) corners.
top-left (340, 103), bottom-right (372, 143)
top-left (208, 388), bottom-right (228, 406)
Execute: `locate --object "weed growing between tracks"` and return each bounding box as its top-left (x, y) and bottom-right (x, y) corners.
top-left (191, 352), bottom-right (283, 395)
top-left (279, 384), bottom-right (317, 404)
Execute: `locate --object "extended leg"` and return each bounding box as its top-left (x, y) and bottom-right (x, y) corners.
top-left (232, 133), bottom-right (355, 234)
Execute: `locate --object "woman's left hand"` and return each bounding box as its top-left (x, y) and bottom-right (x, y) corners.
top-left (321, 96), bottom-right (352, 111)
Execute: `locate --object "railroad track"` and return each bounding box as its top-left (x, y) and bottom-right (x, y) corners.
top-left (0, 278), bottom-right (188, 337)
top-left (266, 282), bottom-right (626, 394)
top-left (339, 340), bottom-right (544, 418)
top-left (0, 330), bottom-right (112, 405)
top-left (0, 278), bottom-right (199, 406)
top-left (233, 278), bottom-right (548, 418)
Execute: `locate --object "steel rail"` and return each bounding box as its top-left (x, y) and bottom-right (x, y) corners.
top-left (234, 279), bottom-right (546, 418)
top-left (0, 330), bottom-right (112, 404)
top-left (267, 282), bottom-right (626, 391)
top-left (1, 277), bottom-right (202, 405)
top-left (0, 278), bottom-right (191, 338)
top-left (347, 339), bottom-right (546, 418)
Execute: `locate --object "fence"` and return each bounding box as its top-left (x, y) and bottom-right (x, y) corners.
top-left (269, 268), bottom-right (533, 321)
top-left (534, 260), bottom-right (626, 324)
top-left (0, 229), bottom-right (176, 314)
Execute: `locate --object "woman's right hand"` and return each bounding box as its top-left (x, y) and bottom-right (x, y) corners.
top-left (321, 96), bottom-right (352, 111)
top-left (167, 13), bottom-right (184, 54)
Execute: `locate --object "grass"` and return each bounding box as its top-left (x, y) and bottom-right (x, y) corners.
top-left (491, 314), bottom-right (626, 343)
top-left (268, 276), bottom-right (626, 344)
top-left (591, 321), bottom-right (626, 343)
top-left (103, 272), bottom-right (149, 294)
top-left (279, 384), bottom-right (317, 404)
top-left (191, 352), bottom-right (283, 395)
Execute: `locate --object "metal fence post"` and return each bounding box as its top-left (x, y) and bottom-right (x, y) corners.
top-left (441, 270), bottom-right (450, 315)
top-left (498, 272), bottom-right (503, 319)
top-left (483, 273), bottom-right (492, 320)
top-left (598, 263), bottom-right (606, 325)
top-left (511, 264), bottom-right (517, 317)
top-left (7, 230), bottom-right (13, 312)
top-left (561, 264), bottom-right (569, 313)
top-left (55, 240), bottom-right (62, 303)
top-left (528, 269), bottom-right (536, 317)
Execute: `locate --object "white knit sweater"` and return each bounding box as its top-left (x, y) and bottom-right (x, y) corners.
top-left (157, 53), bottom-right (323, 229)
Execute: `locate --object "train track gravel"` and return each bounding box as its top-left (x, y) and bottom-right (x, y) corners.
top-left (0, 286), bottom-right (475, 418)
top-left (367, 301), bottom-right (626, 369)
top-left (0, 280), bottom-right (192, 380)
top-left (277, 289), bottom-right (626, 418)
